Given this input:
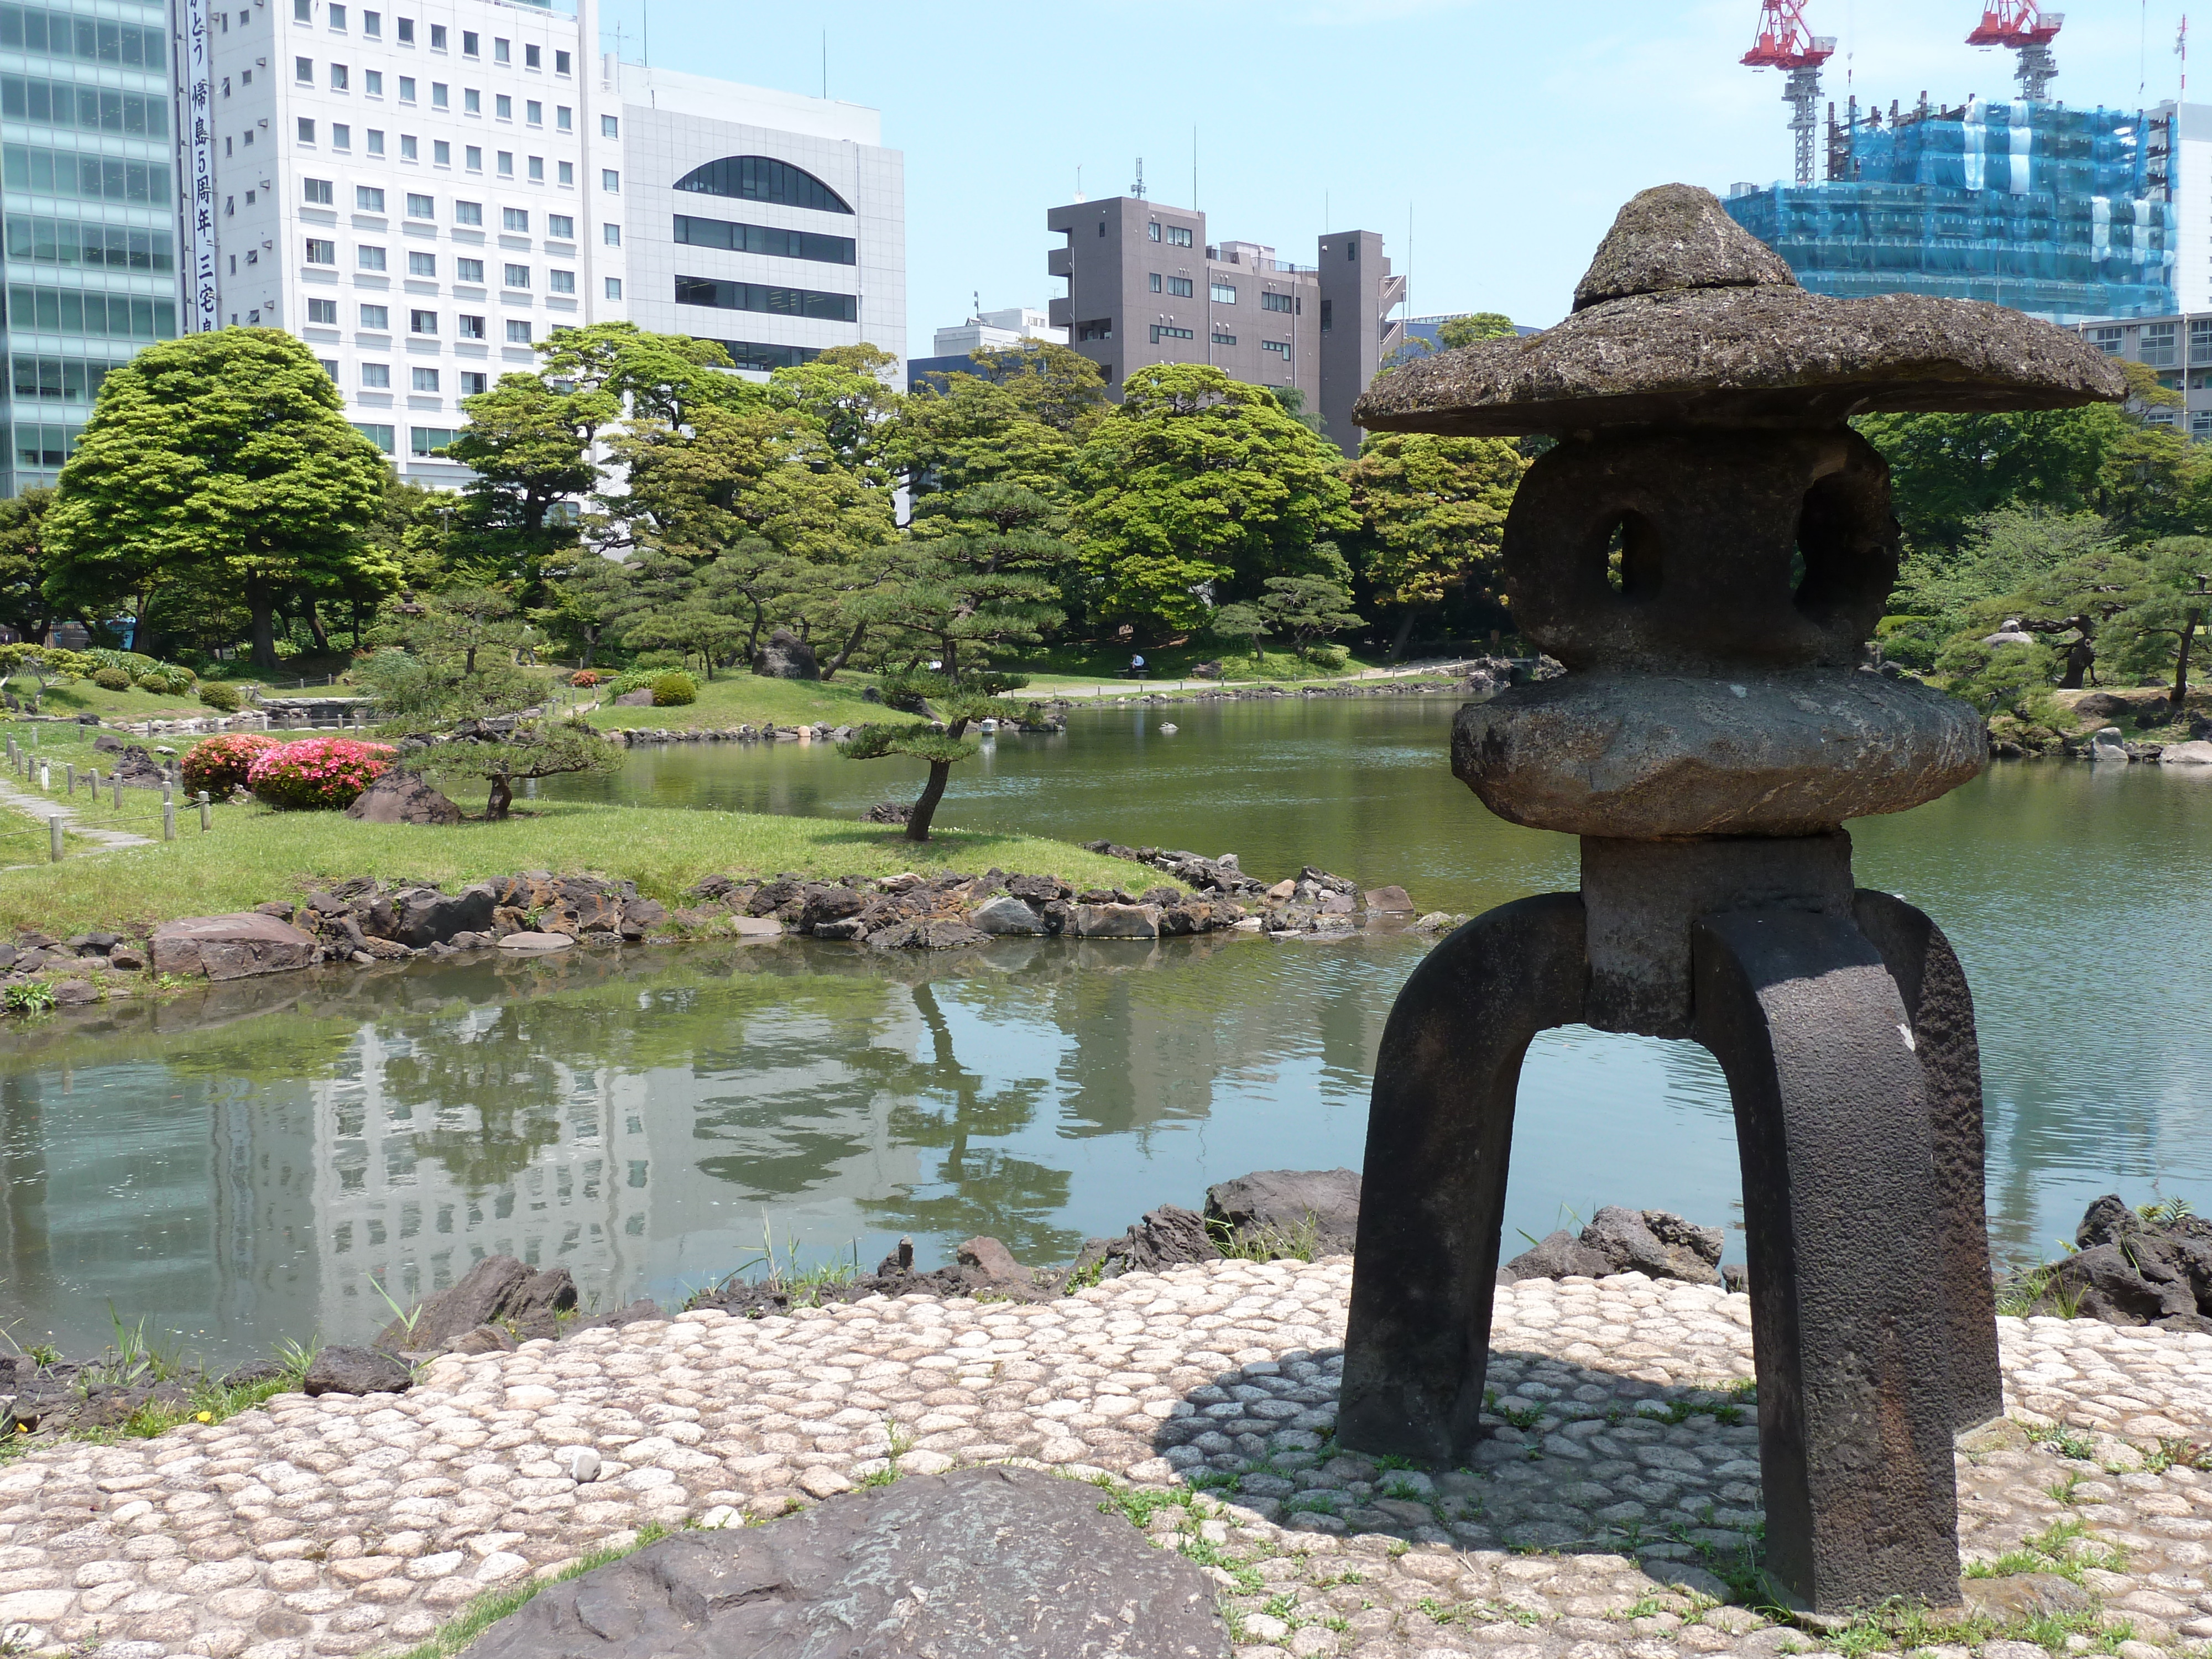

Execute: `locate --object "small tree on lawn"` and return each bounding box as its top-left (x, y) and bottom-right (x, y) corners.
top-left (838, 672), bottom-right (1027, 842)
top-left (1255, 546), bottom-right (1364, 656)
top-left (1209, 601), bottom-right (1270, 661)
top-left (440, 718), bottom-right (618, 820)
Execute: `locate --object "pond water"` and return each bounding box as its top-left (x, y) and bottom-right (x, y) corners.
top-left (3, 695), bottom-right (2209, 1360)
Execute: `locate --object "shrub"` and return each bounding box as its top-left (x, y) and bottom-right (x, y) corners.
top-left (569, 669), bottom-right (602, 688)
top-left (181, 733), bottom-right (281, 796)
top-left (1301, 644), bottom-right (1350, 670)
top-left (650, 671), bottom-right (698, 706)
top-left (246, 737), bottom-right (395, 810)
top-left (197, 681), bottom-right (242, 713)
top-left (91, 666), bottom-right (133, 691)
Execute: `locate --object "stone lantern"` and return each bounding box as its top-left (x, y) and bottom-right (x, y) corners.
top-left (1337, 185), bottom-right (2125, 1613)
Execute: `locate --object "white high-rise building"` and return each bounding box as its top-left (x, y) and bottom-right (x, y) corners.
top-left (178, 0), bottom-right (902, 486)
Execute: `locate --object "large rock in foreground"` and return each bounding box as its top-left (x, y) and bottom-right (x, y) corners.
top-left (467, 1465), bottom-right (1229, 1659)
top-left (1205, 1168), bottom-right (1361, 1256)
top-left (149, 912), bottom-right (320, 980)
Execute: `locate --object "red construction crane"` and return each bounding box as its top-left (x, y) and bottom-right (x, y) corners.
top-left (1966, 1), bottom-right (2062, 100)
top-left (1743, 0), bottom-right (1837, 186)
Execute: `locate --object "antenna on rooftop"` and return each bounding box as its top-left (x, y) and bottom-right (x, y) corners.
top-left (1131, 158), bottom-right (1146, 200)
top-left (1742, 0), bottom-right (1836, 185)
top-left (1966, 2), bottom-right (2062, 102)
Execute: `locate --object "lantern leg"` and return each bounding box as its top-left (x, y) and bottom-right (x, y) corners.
top-left (1338, 893), bottom-right (1589, 1467)
top-left (1851, 890), bottom-right (2004, 1433)
top-left (1693, 908), bottom-right (1961, 1614)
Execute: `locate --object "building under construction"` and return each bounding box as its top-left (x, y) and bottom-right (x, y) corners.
top-left (1721, 2), bottom-right (2188, 323)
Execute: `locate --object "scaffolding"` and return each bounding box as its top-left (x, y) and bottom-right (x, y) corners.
top-left (1724, 98), bottom-right (2174, 322)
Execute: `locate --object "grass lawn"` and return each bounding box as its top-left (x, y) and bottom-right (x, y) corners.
top-left (9, 682), bottom-right (212, 726)
top-left (580, 670), bottom-right (888, 732)
top-left (0, 797), bottom-right (1162, 937)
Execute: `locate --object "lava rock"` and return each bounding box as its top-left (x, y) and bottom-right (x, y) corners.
top-left (149, 912), bottom-right (321, 982)
top-left (751, 627), bottom-right (820, 681)
top-left (375, 1254), bottom-right (578, 1353)
top-left (1204, 1168), bottom-right (1361, 1258)
top-left (388, 884), bottom-right (498, 948)
top-left (345, 768), bottom-right (465, 825)
top-left (1503, 1229), bottom-right (1616, 1281)
top-left (970, 894), bottom-right (1046, 936)
top-left (465, 1465), bottom-right (1228, 1659)
top-left (1578, 1206), bottom-right (1725, 1285)
top-left (302, 1345), bottom-right (413, 1397)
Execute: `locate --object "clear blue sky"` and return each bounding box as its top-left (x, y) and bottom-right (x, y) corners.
top-left (597, 1), bottom-right (2186, 346)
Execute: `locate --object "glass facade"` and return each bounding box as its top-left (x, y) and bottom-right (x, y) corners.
top-left (0, 0), bottom-right (176, 493)
top-left (1723, 102), bottom-right (2176, 324)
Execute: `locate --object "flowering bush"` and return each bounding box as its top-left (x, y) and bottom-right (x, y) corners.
top-left (181, 733), bottom-right (281, 796)
top-left (569, 669), bottom-right (602, 688)
top-left (246, 737), bottom-right (396, 810)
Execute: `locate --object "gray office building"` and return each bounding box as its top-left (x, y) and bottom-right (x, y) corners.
top-left (1045, 195), bottom-right (1403, 456)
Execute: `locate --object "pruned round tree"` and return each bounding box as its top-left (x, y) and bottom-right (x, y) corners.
top-left (838, 672), bottom-right (1028, 841)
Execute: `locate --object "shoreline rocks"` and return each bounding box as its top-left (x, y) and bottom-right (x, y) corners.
top-left (1504, 1206), bottom-right (1730, 1289)
top-left (2007, 1194), bottom-right (2212, 1333)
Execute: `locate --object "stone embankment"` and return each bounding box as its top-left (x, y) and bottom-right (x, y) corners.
top-left (0, 1261), bottom-right (2205, 1659)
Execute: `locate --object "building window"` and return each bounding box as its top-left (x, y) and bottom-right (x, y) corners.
top-left (604, 276), bottom-right (622, 299)
top-left (503, 263), bottom-right (529, 288)
top-left (1148, 272), bottom-right (1161, 293)
top-left (1261, 290), bottom-right (1293, 313)
top-left (496, 153), bottom-right (513, 178)
top-left (1211, 330), bottom-right (1235, 345)
top-left (672, 155), bottom-right (851, 212)
top-left (1149, 324), bottom-right (1194, 343)
top-left (429, 22), bottom-right (444, 48)
top-left (603, 222), bottom-right (620, 246)
top-left (556, 106), bottom-right (572, 132)
top-left (1148, 222), bottom-right (1161, 242)
top-left (360, 302), bottom-right (389, 328)
top-left (1211, 282), bottom-right (1236, 304)
top-left (456, 257), bottom-right (484, 282)
top-left (460, 371), bottom-right (488, 394)
top-left (1077, 319), bottom-right (1112, 341)
top-left (673, 216), bottom-right (856, 264)
top-left (494, 93), bottom-right (512, 119)
top-left (357, 244), bottom-right (385, 270)
top-left (526, 100), bottom-right (541, 126)
top-left (461, 29), bottom-right (478, 55)
top-left (410, 309), bottom-right (436, 333)
top-left (464, 88), bottom-right (481, 114)
top-left (602, 169), bottom-right (619, 193)
top-left (353, 422), bottom-right (395, 452)
top-left (365, 69), bottom-right (382, 94)
top-left (305, 237), bottom-right (336, 264)
top-left (399, 75), bottom-right (416, 102)
top-left (525, 43), bottom-right (540, 69)
top-left (293, 0), bottom-right (310, 17)
top-left (364, 9), bottom-right (380, 36)
top-left (2193, 409), bottom-right (2212, 439)
top-left (408, 251), bottom-right (435, 275)
top-left (601, 114), bottom-right (619, 138)
top-left (502, 207), bottom-right (529, 232)
top-left (298, 118), bottom-right (316, 143)
top-left (709, 338), bottom-right (823, 372)
top-left (505, 319), bottom-right (531, 343)
top-left (1166, 225), bottom-right (1192, 247)
top-left (454, 200), bottom-right (482, 227)
top-left (295, 56), bottom-right (312, 82)
top-left (1166, 276), bottom-right (1193, 297)
top-left (466, 145), bottom-right (482, 170)
top-left (330, 3), bottom-right (346, 28)
top-left (411, 366), bottom-right (439, 391)
top-left (432, 139), bottom-right (450, 164)
top-left (431, 82), bottom-right (448, 108)
top-left (411, 425), bottom-right (458, 455)
top-left (549, 269), bottom-right (574, 293)
top-left (368, 129), bottom-right (385, 155)
top-left (674, 275), bottom-right (858, 322)
top-left (406, 191), bottom-right (434, 218)
top-left (1345, 241), bottom-right (1358, 261)
top-left (332, 123), bottom-right (351, 149)
top-left (528, 156), bottom-right (544, 181)
top-left (361, 362), bottom-right (390, 387)
top-left (555, 49), bottom-right (570, 74)
top-left (398, 16), bottom-right (413, 43)
top-left (557, 161), bottom-right (573, 185)
top-left (2141, 323), bottom-right (2179, 368)
top-left (356, 185), bottom-right (384, 211)
top-left (319, 358), bottom-right (340, 379)
top-left (547, 214), bottom-right (574, 239)
top-left (1319, 299), bottom-right (1332, 332)
top-left (458, 314), bottom-right (485, 338)
top-left (305, 178), bottom-right (335, 205)
top-left (307, 298), bottom-right (338, 324)
top-left (330, 63), bottom-right (348, 90)
top-left (2089, 325), bottom-right (2125, 356)
top-left (1262, 339), bottom-right (1291, 358)
top-left (493, 35), bottom-right (509, 62)
top-left (2192, 318), bottom-right (2212, 364)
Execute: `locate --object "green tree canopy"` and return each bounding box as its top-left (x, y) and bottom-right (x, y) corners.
top-left (839, 672), bottom-right (1030, 842)
top-left (0, 487), bottom-right (56, 645)
top-left (42, 327), bottom-right (394, 670)
top-left (1071, 364), bottom-right (1355, 634)
top-left (1855, 406), bottom-right (2130, 553)
top-left (1343, 431), bottom-right (1526, 658)
top-left (1436, 312), bottom-right (1519, 349)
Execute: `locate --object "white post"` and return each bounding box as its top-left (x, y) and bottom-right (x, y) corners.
top-left (162, 800), bottom-right (176, 842)
top-left (38, 762), bottom-right (49, 790)
top-left (199, 790), bottom-right (212, 831)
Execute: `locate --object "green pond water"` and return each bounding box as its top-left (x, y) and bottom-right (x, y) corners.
top-left (2, 693), bottom-right (2208, 1360)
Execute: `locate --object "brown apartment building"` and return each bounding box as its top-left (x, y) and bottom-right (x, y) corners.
top-left (1045, 196), bottom-right (1405, 456)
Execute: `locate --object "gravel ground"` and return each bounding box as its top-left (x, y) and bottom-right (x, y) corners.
top-left (0, 1260), bottom-right (2206, 1659)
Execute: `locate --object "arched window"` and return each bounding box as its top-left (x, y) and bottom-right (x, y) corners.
top-left (672, 155), bottom-right (852, 215)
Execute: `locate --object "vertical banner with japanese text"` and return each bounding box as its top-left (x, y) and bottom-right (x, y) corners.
top-left (177, 0), bottom-right (217, 331)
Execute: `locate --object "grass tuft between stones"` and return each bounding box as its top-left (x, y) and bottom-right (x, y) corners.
top-left (381, 1520), bottom-right (677, 1659)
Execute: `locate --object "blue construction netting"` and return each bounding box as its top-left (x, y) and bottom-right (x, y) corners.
top-left (1723, 101), bottom-right (2175, 322)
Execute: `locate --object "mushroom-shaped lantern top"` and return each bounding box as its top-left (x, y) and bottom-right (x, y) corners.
top-left (1354, 184), bottom-right (2128, 437)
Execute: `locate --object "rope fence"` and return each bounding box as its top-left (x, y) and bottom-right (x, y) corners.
top-left (2, 732), bottom-right (211, 861)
